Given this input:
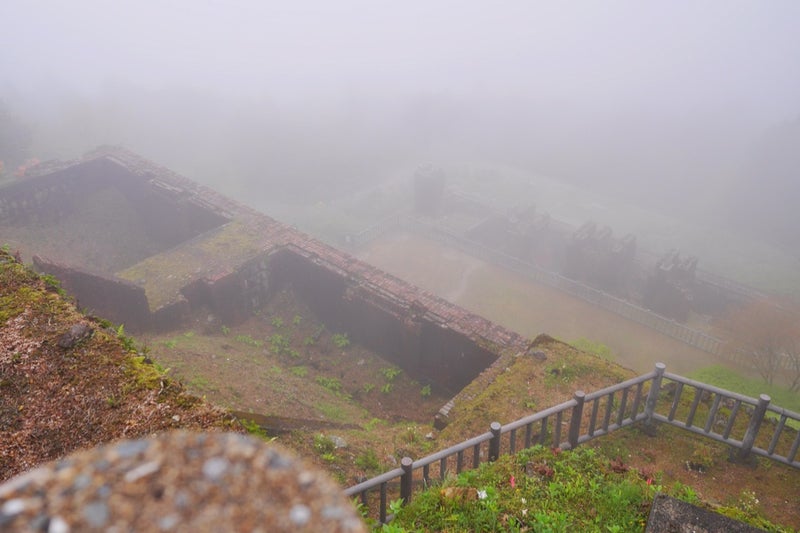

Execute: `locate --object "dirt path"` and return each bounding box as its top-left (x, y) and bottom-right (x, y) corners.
top-left (357, 233), bottom-right (728, 375)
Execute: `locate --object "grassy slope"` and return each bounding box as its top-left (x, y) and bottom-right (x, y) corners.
top-left (3, 247), bottom-right (798, 530)
top-left (0, 249), bottom-right (238, 482)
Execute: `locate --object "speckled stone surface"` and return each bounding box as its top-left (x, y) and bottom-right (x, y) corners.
top-left (0, 431), bottom-right (366, 532)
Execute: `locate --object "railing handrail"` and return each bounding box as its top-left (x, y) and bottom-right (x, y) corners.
top-left (583, 371), bottom-right (657, 402)
top-left (345, 467), bottom-right (404, 496)
top-left (500, 399), bottom-right (576, 434)
top-left (345, 363), bottom-right (800, 519)
top-left (663, 372), bottom-right (769, 406)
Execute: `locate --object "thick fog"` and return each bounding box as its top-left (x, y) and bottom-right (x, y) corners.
top-left (1, 1), bottom-right (799, 247)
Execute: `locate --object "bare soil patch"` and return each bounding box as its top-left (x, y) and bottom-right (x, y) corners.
top-left (0, 252), bottom-right (234, 483)
top-left (143, 289), bottom-right (449, 427)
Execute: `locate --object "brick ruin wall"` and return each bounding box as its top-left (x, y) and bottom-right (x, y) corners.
top-left (1, 148), bottom-right (529, 394)
top-left (32, 255), bottom-right (152, 331)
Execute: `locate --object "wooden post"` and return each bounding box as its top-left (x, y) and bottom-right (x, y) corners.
top-left (489, 422), bottom-right (502, 462)
top-left (644, 363), bottom-right (666, 434)
top-left (568, 391), bottom-right (585, 449)
top-left (738, 395), bottom-right (771, 462)
top-left (400, 457), bottom-right (414, 504)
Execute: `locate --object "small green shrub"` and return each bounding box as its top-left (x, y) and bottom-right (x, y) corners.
top-left (381, 383), bottom-right (393, 394)
top-left (240, 418), bottom-right (273, 441)
top-left (316, 376), bottom-right (343, 393)
top-left (236, 334), bottom-right (263, 347)
top-left (40, 274), bottom-right (66, 296)
top-left (420, 384), bottom-right (431, 397)
top-left (271, 316), bottom-right (284, 328)
top-left (380, 367), bottom-right (402, 382)
top-left (292, 315), bottom-right (302, 326)
top-left (332, 333), bottom-right (350, 349)
top-left (289, 366), bottom-right (308, 378)
top-left (688, 443), bottom-right (716, 472)
top-left (364, 418), bottom-right (384, 431)
top-left (523, 399), bottom-right (537, 410)
top-left (313, 433), bottom-right (336, 454)
top-left (362, 383), bottom-right (375, 394)
top-left (221, 325), bottom-right (230, 336)
top-left (355, 449), bottom-right (381, 472)
top-left (116, 324), bottom-right (137, 353)
top-left (268, 333), bottom-right (289, 354)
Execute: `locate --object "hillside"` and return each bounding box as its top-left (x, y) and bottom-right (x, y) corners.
top-left (3, 246), bottom-right (798, 531)
top-left (0, 248), bottom-right (238, 482)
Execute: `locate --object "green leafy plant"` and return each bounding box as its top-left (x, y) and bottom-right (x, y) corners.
top-left (364, 418), bottom-right (384, 431)
top-left (40, 273), bottom-right (66, 296)
top-left (316, 376), bottom-right (343, 394)
top-left (524, 399), bottom-right (537, 410)
top-left (388, 498), bottom-right (404, 516)
top-left (289, 366), bottom-right (308, 377)
top-left (355, 449), bottom-right (381, 473)
top-left (292, 314), bottom-right (302, 326)
top-left (235, 334), bottom-right (263, 347)
top-left (362, 383), bottom-right (375, 394)
top-left (239, 418), bottom-right (275, 441)
top-left (268, 333), bottom-right (289, 353)
top-left (116, 324), bottom-right (137, 352)
top-left (380, 366), bottom-right (402, 382)
top-left (271, 316), bottom-right (284, 328)
top-left (313, 433), bottom-right (336, 455)
top-left (332, 333), bottom-right (351, 349)
top-left (688, 443), bottom-right (716, 472)
top-left (420, 384), bottom-right (431, 397)
top-left (381, 383), bottom-right (393, 394)
top-left (221, 325), bottom-right (230, 336)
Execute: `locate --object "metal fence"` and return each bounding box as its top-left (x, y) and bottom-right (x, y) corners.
top-left (344, 363), bottom-right (800, 523)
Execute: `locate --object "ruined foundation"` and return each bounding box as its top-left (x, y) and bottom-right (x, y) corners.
top-left (0, 147), bottom-right (527, 395)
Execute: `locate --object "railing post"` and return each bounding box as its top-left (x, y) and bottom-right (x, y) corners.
top-left (568, 391), bottom-right (585, 449)
top-left (489, 422), bottom-right (502, 462)
top-left (643, 363), bottom-right (666, 435)
top-left (400, 457), bottom-right (414, 504)
top-left (738, 395), bottom-right (771, 463)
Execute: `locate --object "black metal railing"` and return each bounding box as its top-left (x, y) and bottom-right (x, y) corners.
top-left (345, 362), bottom-right (800, 523)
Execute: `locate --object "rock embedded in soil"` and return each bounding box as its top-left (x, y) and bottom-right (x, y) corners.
top-left (0, 431), bottom-right (366, 532)
top-left (57, 323), bottom-right (94, 349)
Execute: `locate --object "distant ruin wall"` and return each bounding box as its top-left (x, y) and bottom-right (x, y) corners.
top-left (33, 256), bottom-right (151, 331)
top-left (5, 148), bottom-right (528, 395)
top-left (0, 157), bottom-right (229, 249)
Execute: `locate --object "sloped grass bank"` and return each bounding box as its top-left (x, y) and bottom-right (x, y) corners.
top-left (385, 445), bottom-right (790, 532)
top-left (689, 365), bottom-right (800, 428)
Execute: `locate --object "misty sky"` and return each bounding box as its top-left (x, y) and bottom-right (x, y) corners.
top-left (2, 1), bottom-right (800, 247)
top-left (2, 1), bottom-right (798, 119)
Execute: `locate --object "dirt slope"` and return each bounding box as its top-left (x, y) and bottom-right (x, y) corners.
top-left (0, 249), bottom-right (237, 482)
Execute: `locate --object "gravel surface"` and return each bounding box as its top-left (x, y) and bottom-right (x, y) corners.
top-left (0, 431), bottom-right (366, 532)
